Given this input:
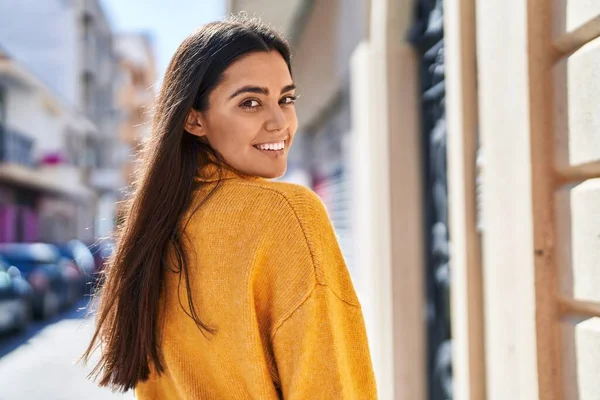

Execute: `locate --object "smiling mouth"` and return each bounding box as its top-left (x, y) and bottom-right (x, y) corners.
top-left (252, 139), bottom-right (287, 151)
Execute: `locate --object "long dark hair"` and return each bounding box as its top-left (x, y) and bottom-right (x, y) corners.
top-left (81, 16), bottom-right (292, 392)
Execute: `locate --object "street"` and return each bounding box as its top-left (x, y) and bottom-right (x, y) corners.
top-left (0, 299), bottom-right (134, 400)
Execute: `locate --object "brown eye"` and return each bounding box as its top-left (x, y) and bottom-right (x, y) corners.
top-left (241, 99), bottom-right (260, 109)
top-left (280, 96), bottom-right (297, 105)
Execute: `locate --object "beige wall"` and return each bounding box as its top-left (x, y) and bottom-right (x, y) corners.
top-left (291, 0), bottom-right (368, 128)
top-left (227, 0), bottom-right (306, 39)
top-left (114, 35), bottom-right (156, 187)
top-left (552, 2), bottom-right (600, 400)
top-left (475, 0), bottom-right (600, 399)
top-left (351, 0), bottom-right (425, 399)
top-left (444, 0), bottom-right (486, 398)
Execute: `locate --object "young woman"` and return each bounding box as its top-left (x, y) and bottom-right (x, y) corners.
top-left (82, 16), bottom-right (377, 399)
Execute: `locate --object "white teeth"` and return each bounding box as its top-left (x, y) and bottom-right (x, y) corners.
top-left (255, 141), bottom-right (285, 151)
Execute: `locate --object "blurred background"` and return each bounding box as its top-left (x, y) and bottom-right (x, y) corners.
top-left (0, 0), bottom-right (598, 399)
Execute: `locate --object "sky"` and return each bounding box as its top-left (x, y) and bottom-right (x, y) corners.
top-left (100, 0), bottom-right (226, 83)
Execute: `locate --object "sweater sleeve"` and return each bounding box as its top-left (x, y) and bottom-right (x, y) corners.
top-left (271, 284), bottom-right (378, 399)
top-left (259, 185), bottom-right (378, 399)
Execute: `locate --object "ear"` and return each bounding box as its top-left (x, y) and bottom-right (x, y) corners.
top-left (185, 108), bottom-right (206, 137)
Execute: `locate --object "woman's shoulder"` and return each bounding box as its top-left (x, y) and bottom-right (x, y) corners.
top-left (236, 179), bottom-right (359, 307)
top-left (228, 179), bottom-right (329, 220)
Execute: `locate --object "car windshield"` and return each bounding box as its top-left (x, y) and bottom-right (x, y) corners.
top-left (58, 247), bottom-right (73, 258)
top-left (0, 245), bottom-right (59, 274)
top-left (58, 242), bottom-right (94, 272)
top-left (0, 257), bottom-right (8, 271)
top-left (1, 259), bottom-right (42, 274)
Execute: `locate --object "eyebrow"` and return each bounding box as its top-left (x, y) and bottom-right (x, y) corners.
top-left (229, 83), bottom-right (296, 99)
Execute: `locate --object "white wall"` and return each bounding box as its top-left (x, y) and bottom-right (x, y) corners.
top-left (95, 193), bottom-right (117, 238)
top-left (0, 0), bottom-right (79, 107)
top-left (4, 87), bottom-right (65, 160)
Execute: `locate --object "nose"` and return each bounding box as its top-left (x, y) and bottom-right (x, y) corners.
top-left (265, 105), bottom-right (289, 132)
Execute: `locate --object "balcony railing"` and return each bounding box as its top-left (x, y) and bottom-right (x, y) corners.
top-left (0, 123), bottom-right (34, 167)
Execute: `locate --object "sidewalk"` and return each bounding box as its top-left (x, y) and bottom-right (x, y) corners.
top-left (0, 302), bottom-right (134, 400)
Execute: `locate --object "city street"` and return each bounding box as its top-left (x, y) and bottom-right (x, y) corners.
top-left (0, 299), bottom-right (134, 400)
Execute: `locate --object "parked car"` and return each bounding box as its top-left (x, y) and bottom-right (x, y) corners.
top-left (57, 256), bottom-right (85, 305)
top-left (0, 243), bottom-right (76, 319)
top-left (0, 256), bottom-right (33, 333)
top-left (88, 238), bottom-right (114, 281)
top-left (56, 240), bottom-right (95, 295)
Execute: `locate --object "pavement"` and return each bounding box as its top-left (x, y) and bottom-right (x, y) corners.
top-left (0, 299), bottom-right (134, 400)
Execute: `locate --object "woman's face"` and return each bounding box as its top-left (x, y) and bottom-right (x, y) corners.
top-left (186, 51), bottom-right (298, 179)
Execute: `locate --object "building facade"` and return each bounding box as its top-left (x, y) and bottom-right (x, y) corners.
top-left (75, 0), bottom-right (125, 239)
top-left (0, 0), bottom-right (141, 244)
top-left (110, 32), bottom-right (157, 228)
top-left (0, 45), bottom-right (95, 244)
top-left (113, 33), bottom-right (156, 187)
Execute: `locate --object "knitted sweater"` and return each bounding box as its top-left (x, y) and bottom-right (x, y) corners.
top-left (134, 162), bottom-right (377, 399)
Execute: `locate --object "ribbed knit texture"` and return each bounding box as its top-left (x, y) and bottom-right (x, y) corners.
top-left (134, 162), bottom-right (378, 399)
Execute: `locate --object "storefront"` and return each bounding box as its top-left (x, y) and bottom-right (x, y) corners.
top-left (0, 163), bottom-right (95, 244)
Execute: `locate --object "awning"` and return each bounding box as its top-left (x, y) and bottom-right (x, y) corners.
top-left (0, 163), bottom-right (95, 202)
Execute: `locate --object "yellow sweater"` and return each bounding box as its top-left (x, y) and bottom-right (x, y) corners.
top-left (134, 163), bottom-right (377, 400)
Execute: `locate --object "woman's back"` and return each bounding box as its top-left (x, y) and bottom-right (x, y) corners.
top-left (83, 17), bottom-right (377, 399)
top-left (135, 173), bottom-right (377, 399)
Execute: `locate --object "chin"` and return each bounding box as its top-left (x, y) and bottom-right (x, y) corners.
top-left (259, 164), bottom-right (287, 179)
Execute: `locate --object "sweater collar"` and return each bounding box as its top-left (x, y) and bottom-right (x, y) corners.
top-left (195, 154), bottom-right (263, 183)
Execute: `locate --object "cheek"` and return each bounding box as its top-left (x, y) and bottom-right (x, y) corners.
top-left (287, 110), bottom-right (299, 136)
top-left (209, 110), bottom-right (259, 150)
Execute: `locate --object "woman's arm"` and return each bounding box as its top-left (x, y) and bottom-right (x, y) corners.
top-left (271, 282), bottom-right (377, 399)
top-left (254, 184), bottom-right (377, 399)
